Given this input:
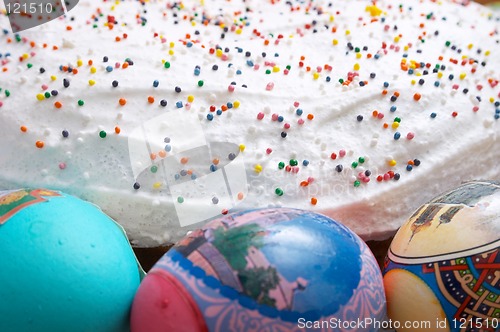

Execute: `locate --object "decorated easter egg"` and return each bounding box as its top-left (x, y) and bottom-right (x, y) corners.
top-left (384, 181), bottom-right (500, 332)
top-left (0, 188), bottom-right (145, 332)
top-left (131, 208), bottom-right (386, 332)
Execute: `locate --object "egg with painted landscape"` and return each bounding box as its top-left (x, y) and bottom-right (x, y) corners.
top-left (0, 188), bottom-right (144, 332)
top-left (384, 181), bottom-right (500, 332)
top-left (131, 208), bottom-right (386, 331)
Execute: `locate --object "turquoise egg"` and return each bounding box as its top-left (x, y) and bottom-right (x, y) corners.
top-left (0, 189), bottom-right (144, 332)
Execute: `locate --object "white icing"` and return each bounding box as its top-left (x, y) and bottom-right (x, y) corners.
top-left (0, 0), bottom-right (498, 246)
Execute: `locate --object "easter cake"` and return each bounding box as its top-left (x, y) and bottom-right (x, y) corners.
top-left (0, 0), bottom-right (498, 247)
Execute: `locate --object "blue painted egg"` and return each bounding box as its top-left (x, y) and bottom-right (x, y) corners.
top-left (384, 181), bottom-right (500, 332)
top-left (0, 189), bottom-right (144, 332)
top-left (131, 208), bottom-right (386, 331)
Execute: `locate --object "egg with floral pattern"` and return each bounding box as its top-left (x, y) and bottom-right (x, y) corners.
top-left (384, 181), bottom-right (500, 332)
